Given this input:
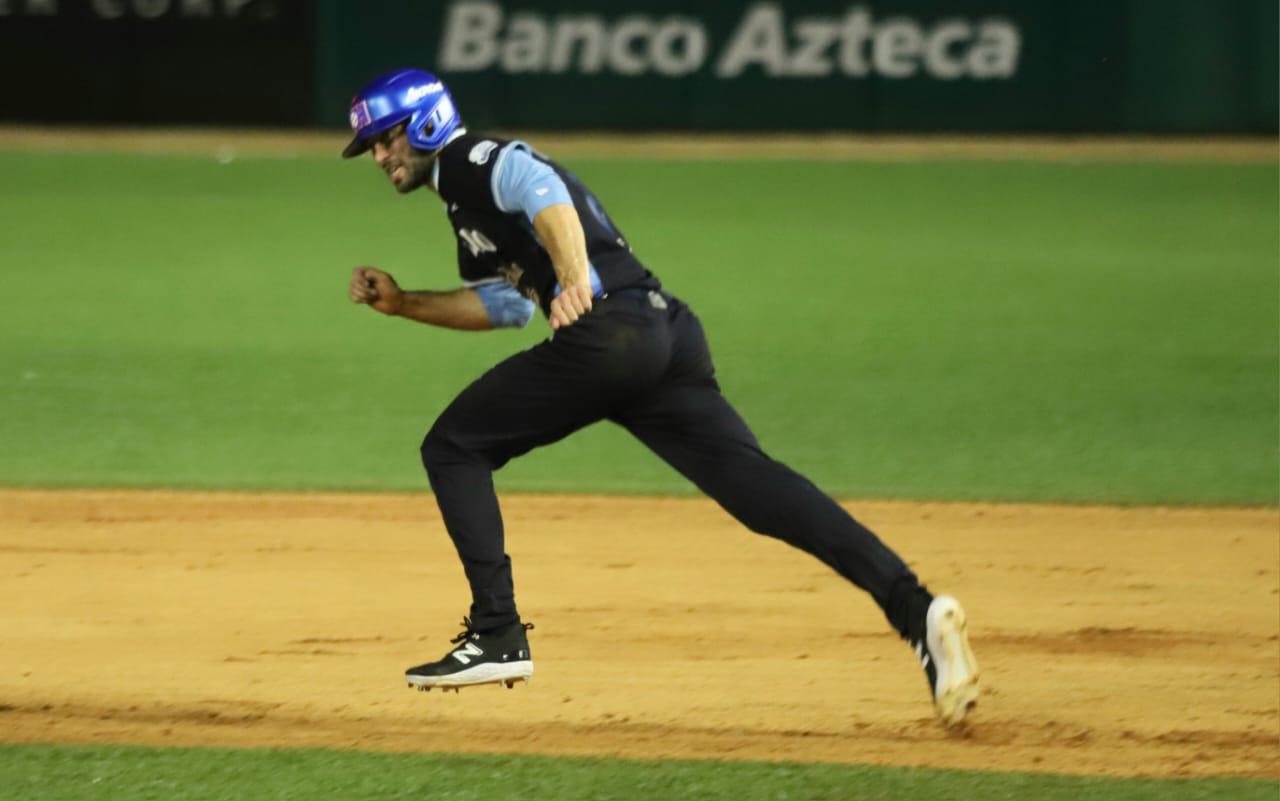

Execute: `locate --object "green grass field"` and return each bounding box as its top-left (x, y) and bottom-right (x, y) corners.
top-left (1, 148), bottom-right (1276, 798)
top-left (0, 151), bottom-right (1275, 504)
top-left (2, 744), bottom-right (1275, 801)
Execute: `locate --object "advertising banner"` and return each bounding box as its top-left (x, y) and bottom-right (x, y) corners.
top-left (313, 0), bottom-right (1277, 134)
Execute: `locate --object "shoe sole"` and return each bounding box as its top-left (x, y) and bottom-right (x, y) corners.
top-left (927, 596), bottom-right (980, 727)
top-left (406, 660), bottom-right (533, 692)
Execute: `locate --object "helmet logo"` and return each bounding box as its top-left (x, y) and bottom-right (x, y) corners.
top-left (434, 96), bottom-right (456, 126)
top-left (405, 82), bottom-right (444, 104)
top-left (349, 100), bottom-right (372, 132)
top-left (469, 141), bottom-right (498, 165)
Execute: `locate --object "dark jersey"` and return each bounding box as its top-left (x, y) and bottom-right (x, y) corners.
top-left (434, 133), bottom-right (660, 317)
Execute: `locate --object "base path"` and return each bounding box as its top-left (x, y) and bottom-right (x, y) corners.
top-left (1, 490), bottom-right (1276, 778)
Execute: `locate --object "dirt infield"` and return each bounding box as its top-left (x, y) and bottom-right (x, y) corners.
top-left (0, 125), bottom-right (1275, 162)
top-left (1, 490), bottom-right (1276, 778)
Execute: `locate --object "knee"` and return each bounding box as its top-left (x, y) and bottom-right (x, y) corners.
top-left (420, 425), bottom-right (464, 473)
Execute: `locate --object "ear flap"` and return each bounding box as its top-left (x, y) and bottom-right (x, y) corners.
top-left (407, 96), bottom-right (459, 152)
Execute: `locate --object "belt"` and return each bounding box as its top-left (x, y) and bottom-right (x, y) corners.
top-left (602, 287), bottom-right (670, 309)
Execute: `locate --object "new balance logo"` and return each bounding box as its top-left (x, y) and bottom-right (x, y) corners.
top-left (451, 642), bottom-right (485, 664)
top-left (915, 642), bottom-right (931, 671)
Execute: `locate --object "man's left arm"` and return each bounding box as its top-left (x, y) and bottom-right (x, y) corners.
top-left (493, 145), bottom-right (593, 330)
top-left (533, 204), bottom-right (593, 330)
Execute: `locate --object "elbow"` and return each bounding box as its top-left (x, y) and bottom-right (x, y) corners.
top-left (508, 300), bottom-right (536, 329)
top-left (477, 285), bottom-right (537, 329)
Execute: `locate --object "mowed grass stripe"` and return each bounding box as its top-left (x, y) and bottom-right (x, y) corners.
top-left (0, 153), bottom-right (1275, 504)
top-left (1, 129), bottom-right (1276, 162)
top-left (1, 744), bottom-right (1275, 801)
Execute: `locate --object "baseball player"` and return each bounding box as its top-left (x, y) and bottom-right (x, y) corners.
top-left (343, 69), bottom-right (980, 726)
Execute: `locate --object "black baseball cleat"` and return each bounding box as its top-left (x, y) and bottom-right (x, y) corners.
top-left (909, 595), bottom-right (980, 727)
top-left (406, 618), bottom-right (534, 691)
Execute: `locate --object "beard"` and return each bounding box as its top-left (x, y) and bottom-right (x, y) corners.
top-left (391, 150), bottom-right (437, 194)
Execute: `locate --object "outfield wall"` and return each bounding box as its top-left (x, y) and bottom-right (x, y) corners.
top-left (0, 0), bottom-right (1276, 133)
top-left (314, 0), bottom-right (1280, 134)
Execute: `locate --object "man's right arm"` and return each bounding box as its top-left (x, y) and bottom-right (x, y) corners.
top-left (349, 266), bottom-right (496, 331)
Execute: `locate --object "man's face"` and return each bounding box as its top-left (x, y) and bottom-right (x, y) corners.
top-left (370, 123), bottom-right (435, 194)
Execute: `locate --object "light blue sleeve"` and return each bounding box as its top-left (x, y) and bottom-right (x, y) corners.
top-left (472, 280), bottom-right (536, 329)
top-left (491, 142), bottom-right (574, 221)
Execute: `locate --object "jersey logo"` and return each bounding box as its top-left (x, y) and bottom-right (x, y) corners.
top-left (459, 228), bottom-right (498, 257)
top-left (469, 141), bottom-right (499, 165)
top-left (498, 262), bottom-right (540, 307)
top-left (404, 82), bottom-right (443, 104)
top-left (497, 262), bottom-right (524, 289)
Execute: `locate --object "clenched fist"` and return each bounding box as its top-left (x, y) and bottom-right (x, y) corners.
top-left (549, 283), bottom-right (593, 330)
top-left (350, 266), bottom-right (403, 316)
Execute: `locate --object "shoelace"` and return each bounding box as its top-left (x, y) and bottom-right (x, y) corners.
top-left (448, 617), bottom-right (535, 645)
top-left (449, 617), bottom-right (477, 645)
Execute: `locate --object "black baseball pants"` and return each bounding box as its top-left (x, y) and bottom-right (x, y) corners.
top-left (420, 290), bottom-right (930, 639)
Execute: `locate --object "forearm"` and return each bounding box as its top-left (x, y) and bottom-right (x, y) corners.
top-left (533, 203), bottom-right (591, 292)
top-left (394, 288), bottom-right (493, 331)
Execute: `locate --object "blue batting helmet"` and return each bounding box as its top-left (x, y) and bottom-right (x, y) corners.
top-left (341, 68), bottom-right (461, 159)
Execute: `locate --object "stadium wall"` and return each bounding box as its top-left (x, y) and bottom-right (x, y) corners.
top-left (1, 0), bottom-right (1275, 134)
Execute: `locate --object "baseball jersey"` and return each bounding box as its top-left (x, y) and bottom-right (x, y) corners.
top-left (433, 133), bottom-right (660, 318)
